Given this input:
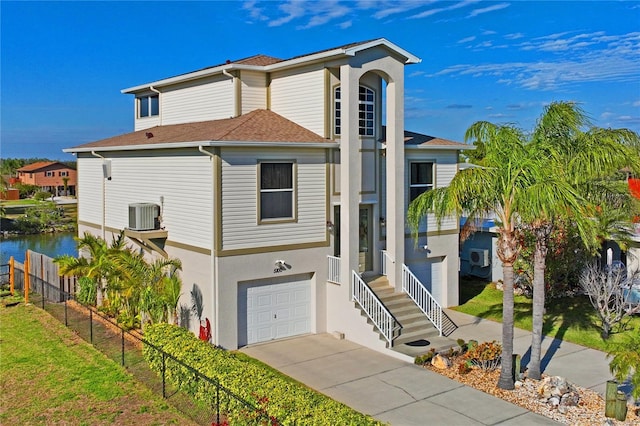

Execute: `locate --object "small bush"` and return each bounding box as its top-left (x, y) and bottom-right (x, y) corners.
top-left (464, 340), bottom-right (502, 371)
top-left (34, 191), bottom-right (52, 201)
top-left (143, 324), bottom-right (384, 425)
top-left (457, 361), bottom-right (472, 375)
top-left (414, 348), bottom-right (436, 365)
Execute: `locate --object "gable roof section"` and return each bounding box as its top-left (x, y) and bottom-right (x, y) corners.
top-left (123, 38), bottom-right (420, 94)
top-left (380, 127), bottom-right (472, 150)
top-left (65, 109), bottom-right (333, 153)
top-left (17, 161), bottom-right (74, 172)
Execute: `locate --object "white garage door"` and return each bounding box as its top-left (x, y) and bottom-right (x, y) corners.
top-left (239, 275), bottom-right (311, 346)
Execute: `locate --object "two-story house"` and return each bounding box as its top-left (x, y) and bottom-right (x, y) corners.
top-left (64, 39), bottom-right (471, 357)
top-left (16, 161), bottom-right (77, 196)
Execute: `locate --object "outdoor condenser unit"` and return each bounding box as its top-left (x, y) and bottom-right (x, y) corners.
top-left (128, 203), bottom-right (160, 231)
top-left (469, 248), bottom-right (490, 267)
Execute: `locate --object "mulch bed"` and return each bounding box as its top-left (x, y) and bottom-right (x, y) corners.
top-left (422, 356), bottom-right (639, 425)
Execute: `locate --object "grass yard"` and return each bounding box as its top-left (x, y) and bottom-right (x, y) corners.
top-left (454, 277), bottom-right (640, 352)
top-left (0, 303), bottom-right (196, 426)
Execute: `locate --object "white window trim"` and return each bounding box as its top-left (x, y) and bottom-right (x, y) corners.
top-left (334, 85), bottom-right (375, 137)
top-left (137, 94), bottom-right (159, 118)
top-left (257, 161), bottom-right (297, 224)
top-left (409, 161), bottom-right (434, 202)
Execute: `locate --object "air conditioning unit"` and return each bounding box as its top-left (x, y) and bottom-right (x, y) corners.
top-left (128, 203), bottom-right (160, 231)
top-left (469, 248), bottom-right (490, 267)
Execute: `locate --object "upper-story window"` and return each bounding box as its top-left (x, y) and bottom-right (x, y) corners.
top-left (334, 86), bottom-right (375, 137)
top-left (45, 171), bottom-right (55, 177)
top-left (138, 95), bottom-right (159, 118)
top-left (410, 162), bottom-right (434, 202)
top-left (59, 171), bottom-right (69, 177)
top-left (259, 162), bottom-right (295, 221)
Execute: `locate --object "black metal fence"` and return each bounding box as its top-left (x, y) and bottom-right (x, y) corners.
top-left (8, 268), bottom-right (277, 425)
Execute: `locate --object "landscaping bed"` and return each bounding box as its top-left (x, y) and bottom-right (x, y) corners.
top-left (423, 356), bottom-right (637, 425)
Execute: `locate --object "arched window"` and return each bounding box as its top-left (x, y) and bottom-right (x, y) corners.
top-left (334, 86), bottom-right (375, 136)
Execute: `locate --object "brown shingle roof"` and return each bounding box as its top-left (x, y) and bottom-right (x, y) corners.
top-left (68, 110), bottom-right (329, 151)
top-left (17, 161), bottom-right (57, 172)
top-left (380, 127), bottom-right (468, 148)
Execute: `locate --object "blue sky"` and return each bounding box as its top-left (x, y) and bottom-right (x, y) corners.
top-left (2, 1), bottom-right (639, 161)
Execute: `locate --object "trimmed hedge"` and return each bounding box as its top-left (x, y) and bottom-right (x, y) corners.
top-left (143, 324), bottom-right (384, 425)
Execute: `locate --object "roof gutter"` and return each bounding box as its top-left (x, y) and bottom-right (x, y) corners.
top-left (65, 140), bottom-right (339, 154)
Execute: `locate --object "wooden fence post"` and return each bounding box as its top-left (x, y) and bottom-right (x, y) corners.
top-left (9, 256), bottom-right (15, 295)
top-left (605, 380), bottom-right (617, 418)
top-left (24, 250), bottom-right (30, 304)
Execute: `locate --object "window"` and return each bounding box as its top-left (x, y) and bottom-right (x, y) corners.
top-left (59, 171), bottom-right (68, 177)
top-left (45, 171), bottom-right (54, 177)
top-left (410, 162), bottom-right (434, 201)
top-left (138, 95), bottom-right (159, 118)
top-left (259, 162), bottom-right (294, 220)
top-left (334, 86), bottom-right (375, 136)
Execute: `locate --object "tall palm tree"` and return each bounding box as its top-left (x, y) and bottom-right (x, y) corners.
top-left (409, 122), bottom-right (547, 389)
top-left (524, 103), bottom-right (640, 379)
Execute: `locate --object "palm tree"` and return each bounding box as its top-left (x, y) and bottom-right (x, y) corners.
top-left (524, 103), bottom-right (640, 379)
top-left (111, 250), bottom-right (182, 325)
top-left (409, 122), bottom-right (545, 390)
top-left (55, 231), bottom-right (126, 305)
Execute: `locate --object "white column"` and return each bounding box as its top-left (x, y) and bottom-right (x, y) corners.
top-left (385, 78), bottom-right (405, 290)
top-left (339, 65), bottom-right (361, 299)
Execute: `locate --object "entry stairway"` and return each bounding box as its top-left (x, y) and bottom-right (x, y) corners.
top-left (359, 275), bottom-right (459, 356)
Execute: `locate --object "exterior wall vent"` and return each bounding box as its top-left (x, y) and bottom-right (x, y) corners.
top-left (128, 203), bottom-right (160, 231)
top-left (469, 248), bottom-right (490, 267)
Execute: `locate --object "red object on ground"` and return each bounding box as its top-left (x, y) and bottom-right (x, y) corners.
top-left (630, 178), bottom-right (640, 199)
top-left (199, 318), bottom-right (211, 342)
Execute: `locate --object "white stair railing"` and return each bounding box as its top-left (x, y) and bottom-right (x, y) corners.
top-left (401, 264), bottom-right (444, 336)
top-left (380, 250), bottom-right (394, 276)
top-left (351, 270), bottom-right (399, 345)
top-left (327, 255), bottom-right (341, 284)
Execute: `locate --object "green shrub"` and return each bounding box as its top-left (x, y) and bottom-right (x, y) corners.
top-left (76, 276), bottom-right (97, 306)
top-left (34, 190), bottom-right (52, 201)
top-left (143, 324), bottom-right (384, 425)
top-left (414, 348), bottom-right (436, 365)
top-left (464, 340), bottom-right (502, 371)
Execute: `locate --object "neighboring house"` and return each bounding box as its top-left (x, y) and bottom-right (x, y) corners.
top-left (16, 161), bottom-right (77, 196)
top-left (64, 39), bottom-right (471, 356)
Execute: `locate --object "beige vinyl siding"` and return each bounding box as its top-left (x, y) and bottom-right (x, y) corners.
top-left (99, 150), bottom-right (213, 249)
top-left (220, 148), bottom-right (326, 250)
top-left (240, 70), bottom-right (267, 113)
top-left (270, 65), bottom-right (325, 136)
top-left (134, 116), bottom-right (161, 131)
top-left (77, 156), bottom-right (105, 226)
top-left (406, 150), bottom-right (459, 233)
top-left (161, 76), bottom-right (234, 125)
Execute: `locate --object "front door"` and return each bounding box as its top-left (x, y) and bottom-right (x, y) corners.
top-left (359, 206), bottom-right (372, 273)
top-left (333, 205), bottom-right (374, 273)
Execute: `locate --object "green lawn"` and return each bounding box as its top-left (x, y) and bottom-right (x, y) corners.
top-left (0, 303), bottom-right (196, 425)
top-left (454, 278), bottom-right (640, 352)
top-left (0, 199), bottom-right (42, 206)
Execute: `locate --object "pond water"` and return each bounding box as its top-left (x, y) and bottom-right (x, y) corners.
top-left (0, 232), bottom-right (78, 264)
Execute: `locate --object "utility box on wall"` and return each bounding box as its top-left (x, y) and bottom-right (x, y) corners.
top-left (128, 203), bottom-right (160, 231)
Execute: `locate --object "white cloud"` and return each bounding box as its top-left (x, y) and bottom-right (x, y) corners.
top-left (458, 36), bottom-right (476, 44)
top-left (468, 2), bottom-right (510, 18)
top-left (409, 0), bottom-right (480, 19)
top-left (432, 31), bottom-right (640, 91)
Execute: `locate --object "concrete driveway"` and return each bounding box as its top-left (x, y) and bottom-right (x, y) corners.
top-left (240, 334), bottom-right (558, 425)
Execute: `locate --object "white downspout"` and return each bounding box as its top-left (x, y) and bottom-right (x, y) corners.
top-left (199, 145), bottom-right (218, 345)
top-left (91, 151), bottom-right (107, 240)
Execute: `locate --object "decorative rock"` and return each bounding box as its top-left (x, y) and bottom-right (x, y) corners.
top-left (514, 380), bottom-right (523, 388)
top-left (560, 391), bottom-right (580, 407)
top-left (431, 354), bottom-right (452, 369)
top-left (549, 396), bottom-right (560, 407)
